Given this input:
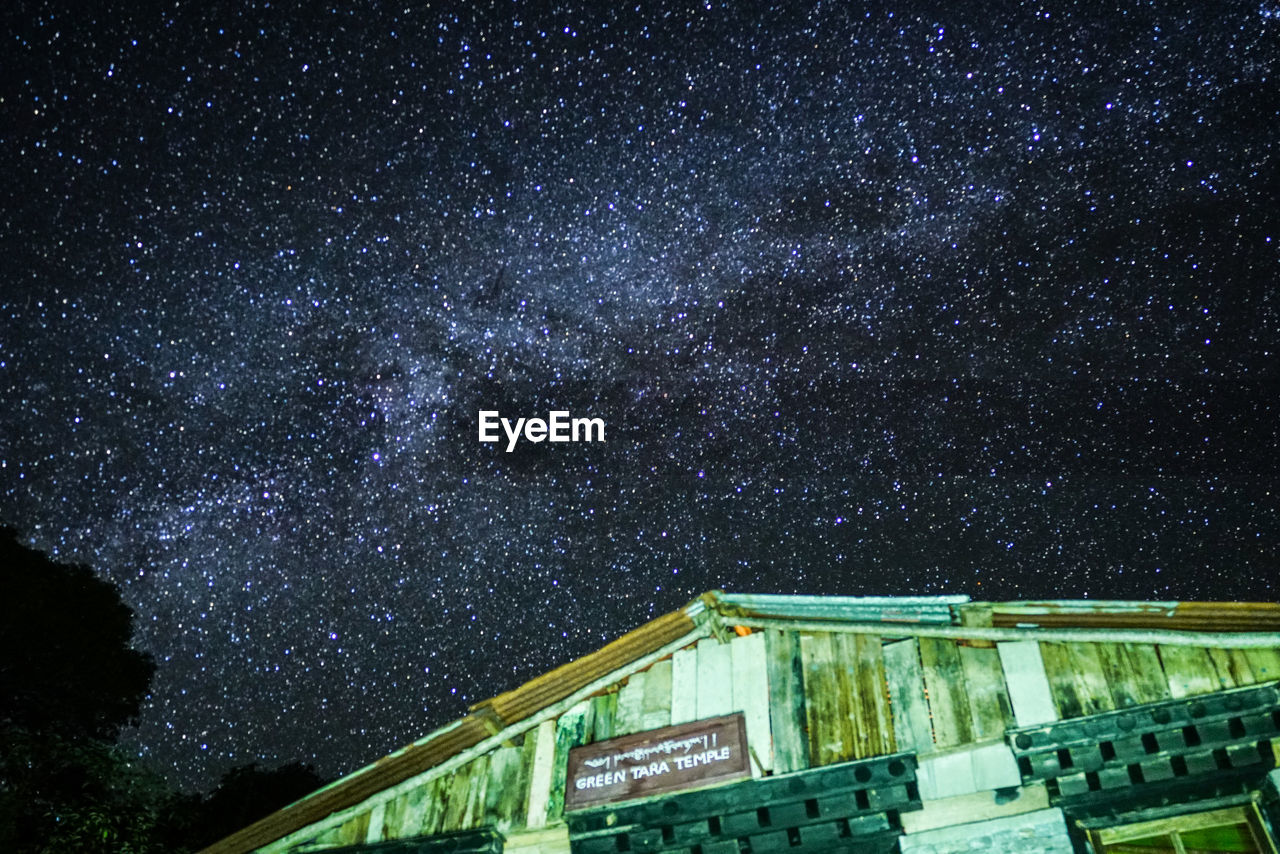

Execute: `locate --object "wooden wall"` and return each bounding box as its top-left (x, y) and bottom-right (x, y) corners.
top-left (281, 631), bottom-right (1280, 851)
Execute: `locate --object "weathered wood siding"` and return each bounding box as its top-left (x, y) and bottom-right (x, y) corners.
top-left (278, 630), bottom-right (1280, 851)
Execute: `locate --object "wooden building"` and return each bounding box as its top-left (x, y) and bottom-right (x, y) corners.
top-left (203, 593), bottom-right (1280, 854)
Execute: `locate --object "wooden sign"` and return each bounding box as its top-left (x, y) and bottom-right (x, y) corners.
top-left (565, 713), bottom-right (750, 811)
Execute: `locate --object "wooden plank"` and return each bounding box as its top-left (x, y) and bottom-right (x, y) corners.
top-left (511, 717), bottom-right (542, 828)
top-left (335, 811), bottom-right (370, 845)
top-left (900, 782), bottom-right (1050, 834)
top-left (614, 669), bottom-right (647, 735)
top-left (443, 754), bottom-right (488, 831)
top-left (503, 825), bottom-right (572, 853)
top-left (729, 629), bottom-right (772, 775)
top-left (1242, 647), bottom-right (1280, 683)
top-left (834, 633), bottom-right (889, 758)
top-left (1126, 643), bottom-right (1172, 704)
top-left (465, 754), bottom-right (491, 830)
top-left (997, 640), bottom-right (1059, 727)
top-left (440, 764), bottom-right (471, 832)
top-left (364, 801), bottom-right (386, 843)
top-left (1158, 645), bottom-right (1221, 699)
top-left (969, 740), bottom-right (1022, 790)
top-left (959, 644), bottom-right (1013, 740)
top-left (483, 745), bottom-right (527, 831)
top-left (590, 691), bottom-right (618, 742)
top-left (832, 634), bottom-right (865, 759)
top-left (764, 629), bottom-right (808, 773)
top-left (916, 741), bottom-right (1022, 800)
top-left (380, 789), bottom-right (406, 838)
top-left (408, 777), bottom-right (437, 837)
top-left (1073, 643), bottom-right (1115, 714)
top-left (311, 824), bottom-right (345, 846)
top-left (884, 638), bottom-right (933, 754)
top-left (380, 789), bottom-right (404, 838)
top-left (801, 632), bottom-right (845, 766)
top-left (1224, 649), bottom-right (1259, 687)
top-left (854, 634), bottom-right (894, 757)
top-left (829, 633), bottom-right (860, 761)
top-left (1094, 643), bottom-right (1134, 708)
top-left (852, 634), bottom-right (883, 757)
top-left (1040, 642), bottom-right (1112, 718)
top-left (1096, 805), bottom-right (1262, 845)
top-left (1206, 647), bottom-right (1245, 690)
top-left (523, 719), bottom-right (557, 829)
top-left (670, 645), bottom-right (698, 724)
top-left (392, 782), bottom-right (432, 837)
top-left (641, 658), bottom-right (673, 730)
top-left (420, 775), bottom-right (450, 836)
top-left (502, 741), bottom-right (533, 831)
top-left (915, 747), bottom-right (978, 800)
top-left (547, 700), bottom-right (593, 821)
top-left (695, 637), bottom-right (734, 720)
top-left (1039, 642), bottom-right (1084, 719)
top-left (1096, 643), bottom-right (1171, 709)
top-left (919, 637), bottom-right (972, 748)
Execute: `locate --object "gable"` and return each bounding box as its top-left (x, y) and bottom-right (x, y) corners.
top-left (203, 596), bottom-right (1280, 853)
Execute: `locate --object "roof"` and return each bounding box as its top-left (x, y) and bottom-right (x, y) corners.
top-left (201, 592), bottom-right (1280, 854)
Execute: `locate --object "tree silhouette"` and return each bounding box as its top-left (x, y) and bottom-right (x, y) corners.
top-left (0, 528), bottom-right (162, 853)
top-left (177, 762), bottom-right (329, 852)
top-left (0, 529), bottom-right (155, 739)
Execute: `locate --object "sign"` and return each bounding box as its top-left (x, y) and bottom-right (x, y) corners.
top-left (564, 713), bottom-right (750, 811)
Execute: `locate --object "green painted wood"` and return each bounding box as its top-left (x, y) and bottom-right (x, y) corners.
top-left (1158, 644), bottom-right (1221, 699)
top-left (883, 638), bottom-right (933, 754)
top-left (1039, 642), bottom-right (1085, 718)
top-left (1242, 647), bottom-right (1280, 682)
top-left (764, 629), bottom-right (808, 773)
top-left (802, 632), bottom-right (845, 766)
top-left (614, 669), bottom-right (647, 735)
top-left (729, 629), bottom-right (772, 774)
top-left (546, 700), bottom-right (593, 821)
top-left (1068, 643), bottom-right (1116, 715)
top-left (590, 691), bottom-right (618, 742)
top-left (958, 644), bottom-right (1013, 740)
top-left (1206, 646), bottom-right (1249, 690)
top-left (830, 632), bottom-right (861, 760)
top-left (483, 745), bottom-right (528, 831)
top-left (522, 719), bottom-right (557, 829)
top-left (468, 755), bottom-right (492, 830)
top-left (695, 637), bottom-right (733, 720)
top-left (379, 787), bottom-right (406, 838)
top-left (641, 658), bottom-right (673, 731)
top-left (1123, 643), bottom-right (1173, 704)
top-left (440, 764), bottom-right (472, 833)
top-left (1097, 643), bottom-right (1168, 709)
top-left (996, 640), bottom-right (1059, 727)
top-left (420, 775), bottom-right (450, 837)
top-left (918, 637), bottom-right (972, 748)
top-left (853, 634), bottom-right (894, 757)
top-left (671, 646), bottom-right (698, 724)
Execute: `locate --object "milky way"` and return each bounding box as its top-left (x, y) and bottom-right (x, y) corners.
top-left (2, 0), bottom-right (1278, 790)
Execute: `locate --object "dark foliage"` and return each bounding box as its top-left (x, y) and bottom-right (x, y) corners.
top-left (0, 528), bottom-right (165, 852)
top-left (176, 762), bottom-right (329, 852)
top-left (0, 529), bottom-right (155, 740)
top-left (0, 529), bottom-right (330, 852)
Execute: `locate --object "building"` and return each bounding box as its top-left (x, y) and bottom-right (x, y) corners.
top-left (203, 592), bottom-right (1280, 853)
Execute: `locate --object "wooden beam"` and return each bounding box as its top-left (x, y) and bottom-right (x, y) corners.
top-left (728, 617), bottom-right (1280, 648)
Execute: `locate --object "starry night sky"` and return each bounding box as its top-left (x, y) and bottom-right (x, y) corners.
top-left (2, 0), bottom-right (1278, 791)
